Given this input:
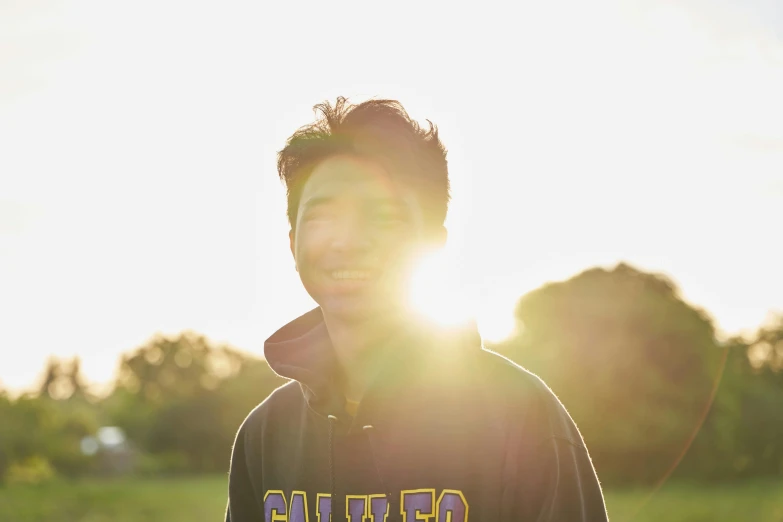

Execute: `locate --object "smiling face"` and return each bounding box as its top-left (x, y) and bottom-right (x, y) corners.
top-left (290, 154), bottom-right (440, 323)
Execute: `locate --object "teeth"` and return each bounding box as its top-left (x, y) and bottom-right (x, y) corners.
top-left (331, 270), bottom-right (371, 280)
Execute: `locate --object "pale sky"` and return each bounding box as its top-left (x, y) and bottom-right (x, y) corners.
top-left (1, 0), bottom-right (781, 394)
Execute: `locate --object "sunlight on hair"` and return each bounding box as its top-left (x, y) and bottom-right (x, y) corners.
top-left (407, 249), bottom-right (473, 328)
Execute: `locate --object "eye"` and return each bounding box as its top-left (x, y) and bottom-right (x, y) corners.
top-left (304, 209), bottom-right (335, 222)
top-left (372, 210), bottom-right (406, 225)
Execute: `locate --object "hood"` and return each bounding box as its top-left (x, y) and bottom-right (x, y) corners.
top-left (264, 307), bottom-right (483, 418)
top-left (264, 308), bottom-right (337, 414)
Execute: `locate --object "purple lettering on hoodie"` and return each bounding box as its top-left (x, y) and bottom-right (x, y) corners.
top-left (264, 491), bottom-right (287, 522)
top-left (370, 495), bottom-right (389, 522)
top-left (317, 494), bottom-right (332, 522)
top-left (401, 490), bottom-right (435, 522)
top-left (290, 492), bottom-right (308, 522)
top-left (346, 496), bottom-right (367, 522)
top-left (436, 491), bottom-right (468, 522)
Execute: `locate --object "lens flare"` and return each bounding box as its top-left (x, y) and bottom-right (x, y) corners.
top-left (407, 249), bottom-right (472, 328)
top-left (407, 248), bottom-right (517, 343)
top-left (476, 297), bottom-right (517, 344)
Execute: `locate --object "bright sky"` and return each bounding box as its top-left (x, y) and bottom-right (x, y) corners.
top-left (1, 0), bottom-right (782, 394)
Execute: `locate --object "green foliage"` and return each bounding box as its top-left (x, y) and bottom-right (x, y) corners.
top-left (105, 331), bottom-right (286, 473)
top-left (38, 357), bottom-right (90, 401)
top-left (4, 456), bottom-right (55, 485)
top-left (0, 394), bottom-right (101, 483)
top-left (494, 263), bottom-right (729, 483)
top-left (2, 331), bottom-right (287, 482)
top-left (664, 317), bottom-right (783, 481)
top-left (115, 331), bottom-right (227, 402)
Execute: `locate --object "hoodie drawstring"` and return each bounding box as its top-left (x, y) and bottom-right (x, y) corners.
top-left (327, 414), bottom-right (339, 522)
top-left (328, 418), bottom-right (397, 522)
top-left (363, 424), bottom-right (397, 522)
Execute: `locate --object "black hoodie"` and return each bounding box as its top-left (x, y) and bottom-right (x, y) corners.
top-left (226, 308), bottom-right (608, 522)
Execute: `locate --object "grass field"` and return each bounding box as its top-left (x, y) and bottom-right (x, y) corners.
top-left (1, 475), bottom-right (782, 522)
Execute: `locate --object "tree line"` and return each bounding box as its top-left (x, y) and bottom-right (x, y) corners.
top-left (1, 263), bottom-right (781, 486)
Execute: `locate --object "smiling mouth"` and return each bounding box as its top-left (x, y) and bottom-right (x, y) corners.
top-left (330, 270), bottom-right (376, 281)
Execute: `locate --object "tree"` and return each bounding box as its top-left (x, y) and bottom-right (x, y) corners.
top-left (732, 315), bottom-right (783, 477)
top-left (64, 358), bottom-right (88, 400)
top-left (37, 357), bottom-right (89, 401)
top-left (38, 357), bottom-right (62, 399)
top-left (108, 331), bottom-right (286, 472)
top-left (0, 393), bottom-right (99, 483)
top-left (749, 313), bottom-right (783, 372)
top-left (493, 263), bottom-right (726, 483)
top-left (115, 331), bottom-right (218, 403)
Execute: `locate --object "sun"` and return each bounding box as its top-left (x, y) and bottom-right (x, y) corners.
top-left (475, 292), bottom-right (519, 344)
top-left (407, 248), bottom-right (472, 327)
top-left (407, 248), bottom-right (518, 343)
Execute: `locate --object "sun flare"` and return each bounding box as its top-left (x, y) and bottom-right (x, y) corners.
top-left (407, 249), bottom-right (518, 343)
top-left (475, 293), bottom-right (518, 344)
top-left (408, 249), bottom-right (472, 328)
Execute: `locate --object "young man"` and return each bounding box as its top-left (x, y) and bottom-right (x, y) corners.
top-left (226, 98), bottom-right (608, 521)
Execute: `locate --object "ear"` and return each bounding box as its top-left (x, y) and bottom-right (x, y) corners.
top-left (289, 229), bottom-right (298, 272)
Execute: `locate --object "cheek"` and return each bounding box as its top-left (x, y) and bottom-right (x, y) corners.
top-left (378, 234), bottom-right (421, 275)
top-left (294, 231), bottom-right (326, 274)
top-left (295, 243), bottom-right (327, 302)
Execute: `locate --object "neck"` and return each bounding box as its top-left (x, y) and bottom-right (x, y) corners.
top-left (323, 309), bottom-right (407, 402)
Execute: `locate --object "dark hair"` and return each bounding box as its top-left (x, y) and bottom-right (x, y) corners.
top-left (277, 97), bottom-right (450, 231)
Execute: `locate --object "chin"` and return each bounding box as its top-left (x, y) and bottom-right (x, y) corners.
top-left (320, 296), bottom-right (397, 324)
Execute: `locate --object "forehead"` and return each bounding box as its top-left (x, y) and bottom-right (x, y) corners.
top-left (299, 154), bottom-right (414, 206)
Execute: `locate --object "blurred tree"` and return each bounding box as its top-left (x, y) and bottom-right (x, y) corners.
top-left (108, 332), bottom-right (286, 472)
top-left (116, 331), bottom-right (216, 403)
top-left (750, 314), bottom-right (783, 372)
top-left (43, 397), bottom-right (100, 476)
top-left (0, 394), bottom-right (99, 483)
top-left (142, 357), bottom-right (285, 473)
top-left (736, 315), bottom-right (783, 476)
top-left (686, 321), bottom-right (783, 480)
top-left (37, 357), bottom-right (89, 401)
top-left (492, 263), bottom-right (726, 484)
top-left (677, 336), bottom-right (747, 480)
top-left (0, 392), bottom-right (12, 482)
top-left (37, 357), bottom-right (62, 399)
top-left (65, 358), bottom-right (88, 400)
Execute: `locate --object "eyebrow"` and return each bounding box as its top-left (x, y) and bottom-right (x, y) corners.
top-left (301, 196), bottom-right (335, 212)
top-left (302, 196), bottom-right (404, 211)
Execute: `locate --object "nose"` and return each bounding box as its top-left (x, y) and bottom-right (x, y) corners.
top-left (330, 213), bottom-right (373, 254)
